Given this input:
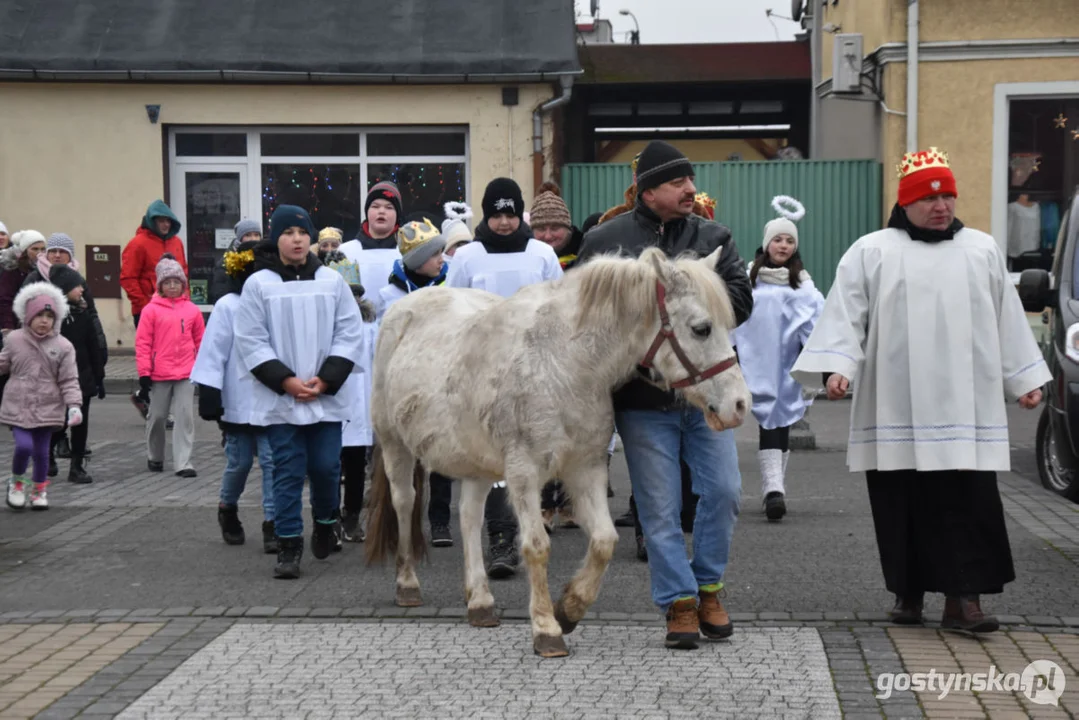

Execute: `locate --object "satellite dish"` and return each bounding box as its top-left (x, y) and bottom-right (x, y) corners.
top-left (590, 0), bottom-right (600, 17)
top-left (791, 0), bottom-right (804, 21)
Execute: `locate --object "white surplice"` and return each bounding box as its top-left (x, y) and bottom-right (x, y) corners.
top-left (340, 241), bottom-right (400, 315)
top-left (234, 267), bottom-right (365, 427)
top-left (445, 239), bottom-right (563, 298)
top-left (790, 227), bottom-right (1051, 472)
top-left (190, 292), bottom-right (261, 425)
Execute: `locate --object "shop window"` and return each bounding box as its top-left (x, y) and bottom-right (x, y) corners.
top-left (175, 133), bottom-right (247, 157)
top-left (261, 133), bottom-right (360, 157)
top-left (367, 132), bottom-right (466, 156)
top-left (262, 164), bottom-right (364, 240)
top-left (1006, 98), bottom-right (1079, 271)
top-left (184, 171), bottom-right (242, 304)
top-left (367, 163), bottom-right (466, 220)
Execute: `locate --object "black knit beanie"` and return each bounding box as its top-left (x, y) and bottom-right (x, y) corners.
top-left (635, 140), bottom-right (695, 192)
top-left (481, 177), bottom-right (524, 220)
top-left (49, 264), bottom-right (85, 295)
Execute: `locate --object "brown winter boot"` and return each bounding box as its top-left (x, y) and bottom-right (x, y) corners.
top-left (942, 595), bottom-right (999, 633)
top-left (888, 594), bottom-right (925, 625)
top-left (665, 597), bottom-right (700, 650)
top-left (698, 587), bottom-right (734, 639)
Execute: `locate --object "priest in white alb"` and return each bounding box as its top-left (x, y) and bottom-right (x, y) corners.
top-left (791, 148), bottom-right (1050, 633)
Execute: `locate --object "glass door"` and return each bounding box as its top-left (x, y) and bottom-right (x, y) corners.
top-left (173, 165), bottom-right (249, 308)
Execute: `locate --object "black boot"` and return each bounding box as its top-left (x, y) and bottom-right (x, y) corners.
top-left (274, 536), bottom-right (303, 579)
top-left (67, 456), bottom-right (94, 484)
top-left (942, 595), bottom-right (999, 633)
top-left (218, 504), bottom-right (245, 545)
top-left (311, 520), bottom-right (335, 560)
top-left (888, 593), bottom-right (924, 625)
top-left (262, 521), bottom-right (278, 554)
top-left (55, 434), bottom-right (72, 459)
top-left (487, 533), bottom-right (518, 579)
top-left (48, 444), bottom-right (58, 478)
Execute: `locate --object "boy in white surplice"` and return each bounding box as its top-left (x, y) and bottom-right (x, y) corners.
top-left (235, 205), bottom-right (364, 580)
top-left (792, 148), bottom-right (1049, 632)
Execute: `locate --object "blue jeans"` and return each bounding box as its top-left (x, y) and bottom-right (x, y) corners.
top-left (264, 422), bottom-right (342, 538)
top-left (615, 407), bottom-right (742, 610)
top-left (219, 429), bottom-right (276, 522)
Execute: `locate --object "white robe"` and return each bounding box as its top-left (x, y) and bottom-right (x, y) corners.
top-left (189, 293), bottom-right (259, 425)
top-left (732, 275), bottom-right (824, 429)
top-left (234, 267), bottom-right (365, 427)
top-left (445, 239), bottom-right (563, 297)
top-left (340, 241), bottom-right (400, 314)
top-left (790, 227), bottom-right (1051, 472)
top-left (341, 321), bottom-right (380, 447)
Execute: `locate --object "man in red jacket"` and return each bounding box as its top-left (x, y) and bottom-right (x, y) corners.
top-left (120, 200), bottom-right (188, 328)
top-left (121, 199), bottom-right (188, 418)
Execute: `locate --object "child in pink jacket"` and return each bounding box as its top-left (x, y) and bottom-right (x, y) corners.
top-left (135, 254), bottom-right (204, 477)
top-left (1, 283), bottom-right (83, 511)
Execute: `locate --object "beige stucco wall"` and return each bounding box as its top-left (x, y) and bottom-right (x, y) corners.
top-left (919, 0), bottom-right (1079, 42)
top-left (877, 57), bottom-right (1079, 232)
top-left (0, 82), bottom-right (557, 346)
top-left (821, 0), bottom-right (905, 81)
top-left (604, 139), bottom-right (781, 164)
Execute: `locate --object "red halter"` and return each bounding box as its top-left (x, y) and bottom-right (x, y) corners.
top-left (640, 281), bottom-right (739, 390)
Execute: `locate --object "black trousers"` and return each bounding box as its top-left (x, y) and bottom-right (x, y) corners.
top-left (759, 425), bottom-right (790, 451)
top-left (485, 485), bottom-right (518, 540)
top-left (866, 469), bottom-right (1016, 596)
top-left (341, 445), bottom-right (368, 515)
top-left (428, 472), bottom-right (453, 527)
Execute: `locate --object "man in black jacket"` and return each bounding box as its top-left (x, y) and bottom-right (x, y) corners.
top-left (577, 140), bottom-right (752, 651)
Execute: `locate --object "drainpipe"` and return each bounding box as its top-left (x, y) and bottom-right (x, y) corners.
top-left (906, 0), bottom-right (919, 152)
top-left (809, 0), bottom-right (822, 158)
top-left (533, 75), bottom-right (574, 193)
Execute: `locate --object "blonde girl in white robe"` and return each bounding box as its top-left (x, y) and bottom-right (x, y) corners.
top-left (732, 197), bottom-right (823, 521)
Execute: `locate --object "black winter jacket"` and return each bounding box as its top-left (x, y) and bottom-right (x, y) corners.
top-left (61, 301), bottom-right (107, 396)
top-left (577, 200), bottom-right (753, 411)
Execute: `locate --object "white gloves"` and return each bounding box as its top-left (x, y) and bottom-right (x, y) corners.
top-left (67, 406), bottom-right (83, 427)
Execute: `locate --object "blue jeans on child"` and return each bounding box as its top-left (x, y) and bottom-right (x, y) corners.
top-left (219, 429), bottom-right (276, 522)
top-left (265, 422), bottom-right (342, 538)
top-left (615, 407), bottom-right (742, 610)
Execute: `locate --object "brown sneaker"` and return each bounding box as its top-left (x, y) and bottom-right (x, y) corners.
top-left (698, 588), bottom-right (734, 639)
top-left (665, 597), bottom-right (700, 649)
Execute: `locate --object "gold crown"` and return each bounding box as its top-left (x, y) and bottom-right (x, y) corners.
top-left (396, 218), bottom-right (442, 255)
top-left (896, 147), bottom-right (951, 179)
top-left (694, 192), bottom-right (716, 209)
top-left (318, 227), bottom-right (342, 242)
top-left (223, 248), bottom-right (255, 278)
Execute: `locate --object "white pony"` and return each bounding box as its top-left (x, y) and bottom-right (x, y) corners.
top-left (365, 247), bottom-right (750, 657)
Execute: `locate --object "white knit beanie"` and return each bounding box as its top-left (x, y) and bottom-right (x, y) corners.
top-left (762, 218), bottom-right (799, 252)
top-left (762, 195), bottom-right (805, 252)
top-left (12, 229), bottom-right (46, 254)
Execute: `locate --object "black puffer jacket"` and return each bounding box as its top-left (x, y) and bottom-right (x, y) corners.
top-left (61, 300), bottom-right (107, 396)
top-left (577, 200), bottom-right (753, 412)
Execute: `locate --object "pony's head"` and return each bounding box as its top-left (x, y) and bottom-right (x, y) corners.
top-left (576, 247), bottom-right (751, 431)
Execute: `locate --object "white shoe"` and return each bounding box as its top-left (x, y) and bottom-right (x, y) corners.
top-left (6, 478), bottom-right (27, 509)
top-left (29, 486), bottom-right (48, 511)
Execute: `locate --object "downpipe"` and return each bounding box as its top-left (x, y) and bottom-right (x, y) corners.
top-left (532, 75), bottom-right (574, 192)
top-left (906, 0), bottom-right (919, 152)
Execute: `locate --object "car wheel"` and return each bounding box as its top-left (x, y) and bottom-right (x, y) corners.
top-left (1035, 406), bottom-right (1079, 501)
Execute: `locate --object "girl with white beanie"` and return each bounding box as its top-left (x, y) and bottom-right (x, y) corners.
top-left (0, 231), bottom-right (48, 331)
top-left (731, 196), bottom-right (824, 522)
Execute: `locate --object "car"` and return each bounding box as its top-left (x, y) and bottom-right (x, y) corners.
top-left (1018, 189), bottom-right (1079, 502)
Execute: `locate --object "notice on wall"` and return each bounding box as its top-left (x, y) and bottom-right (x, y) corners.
top-left (189, 280), bottom-right (209, 305)
top-left (214, 228), bottom-right (236, 250)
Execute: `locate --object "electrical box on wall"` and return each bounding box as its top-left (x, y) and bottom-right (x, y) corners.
top-left (85, 245), bottom-right (122, 299)
top-left (832, 33), bottom-right (864, 94)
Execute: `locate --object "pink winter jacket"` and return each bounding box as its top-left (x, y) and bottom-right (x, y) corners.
top-left (135, 294), bottom-right (205, 381)
top-left (0, 328), bottom-right (82, 429)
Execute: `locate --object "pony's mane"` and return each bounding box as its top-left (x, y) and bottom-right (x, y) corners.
top-left (572, 247), bottom-right (736, 332)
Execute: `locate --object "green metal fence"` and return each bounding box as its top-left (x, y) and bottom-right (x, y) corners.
top-left (562, 159), bottom-right (882, 293)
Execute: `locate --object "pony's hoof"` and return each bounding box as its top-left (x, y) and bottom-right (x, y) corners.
top-left (395, 587), bottom-right (423, 607)
top-left (467, 606), bottom-right (500, 627)
top-left (553, 597), bottom-right (580, 635)
top-left (533, 634), bottom-right (569, 658)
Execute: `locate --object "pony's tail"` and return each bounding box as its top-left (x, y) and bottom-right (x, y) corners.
top-left (364, 446), bottom-right (429, 565)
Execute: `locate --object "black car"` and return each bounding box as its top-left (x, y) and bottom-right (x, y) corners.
top-left (1019, 189), bottom-right (1079, 502)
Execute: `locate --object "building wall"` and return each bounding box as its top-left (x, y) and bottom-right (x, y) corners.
top-left (603, 139), bottom-right (781, 164)
top-left (918, 0), bottom-right (1077, 42)
top-left (0, 82), bottom-right (556, 346)
top-left (821, 0), bottom-right (904, 80)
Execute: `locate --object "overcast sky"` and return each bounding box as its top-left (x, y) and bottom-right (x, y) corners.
top-left (574, 0), bottom-right (802, 44)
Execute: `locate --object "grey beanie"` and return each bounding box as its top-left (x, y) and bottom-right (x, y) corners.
top-left (397, 220), bottom-right (447, 272)
top-left (232, 219), bottom-right (262, 249)
top-left (46, 232), bottom-right (76, 258)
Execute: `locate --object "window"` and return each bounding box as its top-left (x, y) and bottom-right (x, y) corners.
top-left (1005, 98), bottom-right (1079, 271)
top-left (170, 127), bottom-right (468, 304)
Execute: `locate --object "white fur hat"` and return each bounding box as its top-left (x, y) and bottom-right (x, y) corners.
top-left (763, 195), bottom-right (805, 252)
top-left (13, 281), bottom-right (69, 326)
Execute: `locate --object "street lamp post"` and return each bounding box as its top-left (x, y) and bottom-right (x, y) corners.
top-left (618, 9), bottom-right (640, 45)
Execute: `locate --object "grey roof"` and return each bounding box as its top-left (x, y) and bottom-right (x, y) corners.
top-left (0, 0), bottom-right (580, 82)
